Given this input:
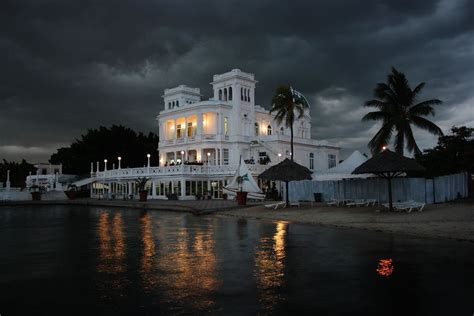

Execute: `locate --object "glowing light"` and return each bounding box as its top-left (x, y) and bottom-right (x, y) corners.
top-left (376, 258), bottom-right (394, 277)
top-left (278, 153), bottom-right (282, 157)
top-left (207, 152), bottom-right (211, 157)
top-left (147, 154), bottom-right (151, 158)
top-left (104, 159), bottom-right (107, 163)
top-left (118, 157), bottom-right (121, 161)
top-left (180, 150), bottom-right (185, 155)
top-left (382, 146), bottom-right (387, 151)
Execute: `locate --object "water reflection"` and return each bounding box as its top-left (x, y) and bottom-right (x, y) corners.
top-left (152, 218), bottom-right (219, 311)
top-left (96, 211), bottom-right (127, 293)
top-left (376, 258), bottom-right (394, 277)
top-left (254, 221), bottom-right (288, 313)
top-left (140, 212), bottom-right (156, 292)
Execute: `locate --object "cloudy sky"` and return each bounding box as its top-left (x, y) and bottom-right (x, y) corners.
top-left (1, 0), bottom-right (473, 162)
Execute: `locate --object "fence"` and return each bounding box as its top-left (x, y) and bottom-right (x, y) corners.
top-left (289, 172), bottom-right (469, 204)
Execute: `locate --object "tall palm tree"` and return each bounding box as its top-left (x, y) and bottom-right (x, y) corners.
top-left (270, 85), bottom-right (309, 161)
top-left (363, 67), bottom-right (443, 156)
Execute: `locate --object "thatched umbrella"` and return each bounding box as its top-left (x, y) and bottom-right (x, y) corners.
top-left (352, 149), bottom-right (425, 211)
top-left (258, 158), bottom-right (312, 207)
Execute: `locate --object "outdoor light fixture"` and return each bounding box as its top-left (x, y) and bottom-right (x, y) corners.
top-left (118, 157), bottom-right (122, 169)
top-left (147, 154), bottom-right (151, 167)
top-left (147, 154), bottom-right (151, 158)
top-left (104, 159), bottom-right (108, 171)
top-left (181, 150), bottom-right (184, 155)
top-left (207, 152), bottom-right (211, 156)
top-left (382, 146), bottom-right (387, 151)
top-left (278, 153), bottom-right (282, 157)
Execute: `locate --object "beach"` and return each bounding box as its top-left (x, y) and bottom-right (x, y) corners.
top-left (219, 200), bottom-right (474, 242)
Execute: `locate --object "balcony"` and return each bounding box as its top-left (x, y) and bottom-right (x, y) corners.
top-left (93, 164), bottom-right (269, 181)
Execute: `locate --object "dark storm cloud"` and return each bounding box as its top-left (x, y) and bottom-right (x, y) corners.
top-left (1, 0), bottom-right (473, 161)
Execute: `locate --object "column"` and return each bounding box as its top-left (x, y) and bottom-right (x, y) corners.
top-left (152, 181), bottom-right (157, 198)
top-left (180, 179), bottom-right (186, 197)
top-left (197, 112), bottom-right (203, 136)
top-left (214, 147), bottom-right (218, 165)
top-left (128, 182), bottom-right (132, 198)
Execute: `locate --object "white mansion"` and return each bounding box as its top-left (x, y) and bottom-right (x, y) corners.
top-left (85, 69), bottom-right (340, 199)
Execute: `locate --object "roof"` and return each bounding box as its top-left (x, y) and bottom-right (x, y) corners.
top-left (258, 158), bottom-right (312, 181)
top-left (353, 149), bottom-right (425, 175)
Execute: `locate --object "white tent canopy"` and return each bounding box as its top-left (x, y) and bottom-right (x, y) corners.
top-left (223, 157), bottom-right (265, 200)
top-left (312, 150), bottom-right (373, 181)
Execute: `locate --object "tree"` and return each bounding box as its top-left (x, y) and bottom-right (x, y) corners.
top-left (49, 125), bottom-right (159, 175)
top-left (363, 67), bottom-right (443, 156)
top-left (270, 85), bottom-right (309, 161)
top-left (416, 126), bottom-right (474, 177)
top-left (0, 159), bottom-right (36, 188)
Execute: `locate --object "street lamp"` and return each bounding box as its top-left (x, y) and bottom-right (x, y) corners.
top-left (118, 156), bottom-right (122, 169)
top-left (104, 159), bottom-right (108, 171)
top-left (181, 150), bottom-right (185, 163)
top-left (147, 154), bottom-right (151, 167)
top-left (207, 152), bottom-right (211, 164)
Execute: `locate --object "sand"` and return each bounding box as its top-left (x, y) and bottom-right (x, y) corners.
top-left (218, 201), bottom-right (474, 242)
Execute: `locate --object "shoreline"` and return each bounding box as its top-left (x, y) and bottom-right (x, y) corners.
top-left (216, 201), bottom-right (474, 243)
top-left (2, 199), bottom-right (473, 243)
top-left (0, 198), bottom-right (258, 215)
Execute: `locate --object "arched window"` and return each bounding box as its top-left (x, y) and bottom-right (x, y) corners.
top-left (267, 125), bottom-right (272, 135)
top-left (255, 122), bottom-right (259, 136)
top-left (309, 153), bottom-right (314, 170)
top-left (245, 89), bottom-right (248, 102)
top-left (168, 102), bottom-right (171, 109)
top-left (176, 100), bottom-right (179, 107)
top-left (241, 87), bottom-right (243, 100)
top-left (224, 88), bottom-right (228, 101)
top-left (229, 87), bottom-right (233, 100)
top-left (172, 101), bottom-right (175, 108)
top-left (219, 89), bottom-right (222, 101)
top-left (248, 89), bottom-right (251, 103)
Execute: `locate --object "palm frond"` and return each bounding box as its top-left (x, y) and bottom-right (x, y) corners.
top-left (411, 116), bottom-right (444, 136)
top-left (404, 123), bottom-right (421, 154)
top-left (410, 99), bottom-right (442, 116)
top-left (362, 111), bottom-right (390, 122)
top-left (368, 122), bottom-right (394, 154)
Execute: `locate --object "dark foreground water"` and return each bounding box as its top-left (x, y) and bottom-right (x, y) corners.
top-left (0, 206), bottom-right (473, 315)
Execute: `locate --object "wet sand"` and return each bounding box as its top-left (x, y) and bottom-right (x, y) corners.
top-left (219, 201), bottom-right (474, 242)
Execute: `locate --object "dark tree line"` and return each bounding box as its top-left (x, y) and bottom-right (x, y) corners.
top-left (49, 125), bottom-right (159, 175)
top-left (0, 159), bottom-right (36, 188)
top-left (416, 126), bottom-right (474, 177)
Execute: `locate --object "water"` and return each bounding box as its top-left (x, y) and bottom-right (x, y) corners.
top-left (0, 206), bottom-right (473, 315)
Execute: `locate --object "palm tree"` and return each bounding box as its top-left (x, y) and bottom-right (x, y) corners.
top-left (270, 85), bottom-right (310, 161)
top-left (363, 67), bottom-right (443, 156)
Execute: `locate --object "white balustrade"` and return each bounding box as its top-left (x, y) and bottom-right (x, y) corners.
top-left (93, 163), bottom-right (270, 181)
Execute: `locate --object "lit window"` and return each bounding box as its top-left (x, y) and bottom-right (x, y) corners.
top-left (309, 153), bottom-right (314, 170)
top-left (267, 125), bottom-right (272, 135)
top-left (187, 122), bottom-right (194, 137)
top-left (176, 124), bottom-right (183, 139)
top-left (224, 117), bottom-right (229, 135)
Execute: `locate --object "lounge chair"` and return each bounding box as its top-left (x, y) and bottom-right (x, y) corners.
top-left (346, 199), bottom-right (366, 207)
top-left (394, 202), bottom-right (425, 213)
top-left (264, 201), bottom-right (286, 209)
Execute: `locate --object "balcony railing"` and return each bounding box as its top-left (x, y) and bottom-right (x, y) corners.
top-left (93, 164), bottom-right (269, 180)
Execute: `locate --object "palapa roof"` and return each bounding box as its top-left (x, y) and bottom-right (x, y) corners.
top-left (352, 149), bottom-right (425, 175)
top-left (258, 158), bottom-right (312, 182)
